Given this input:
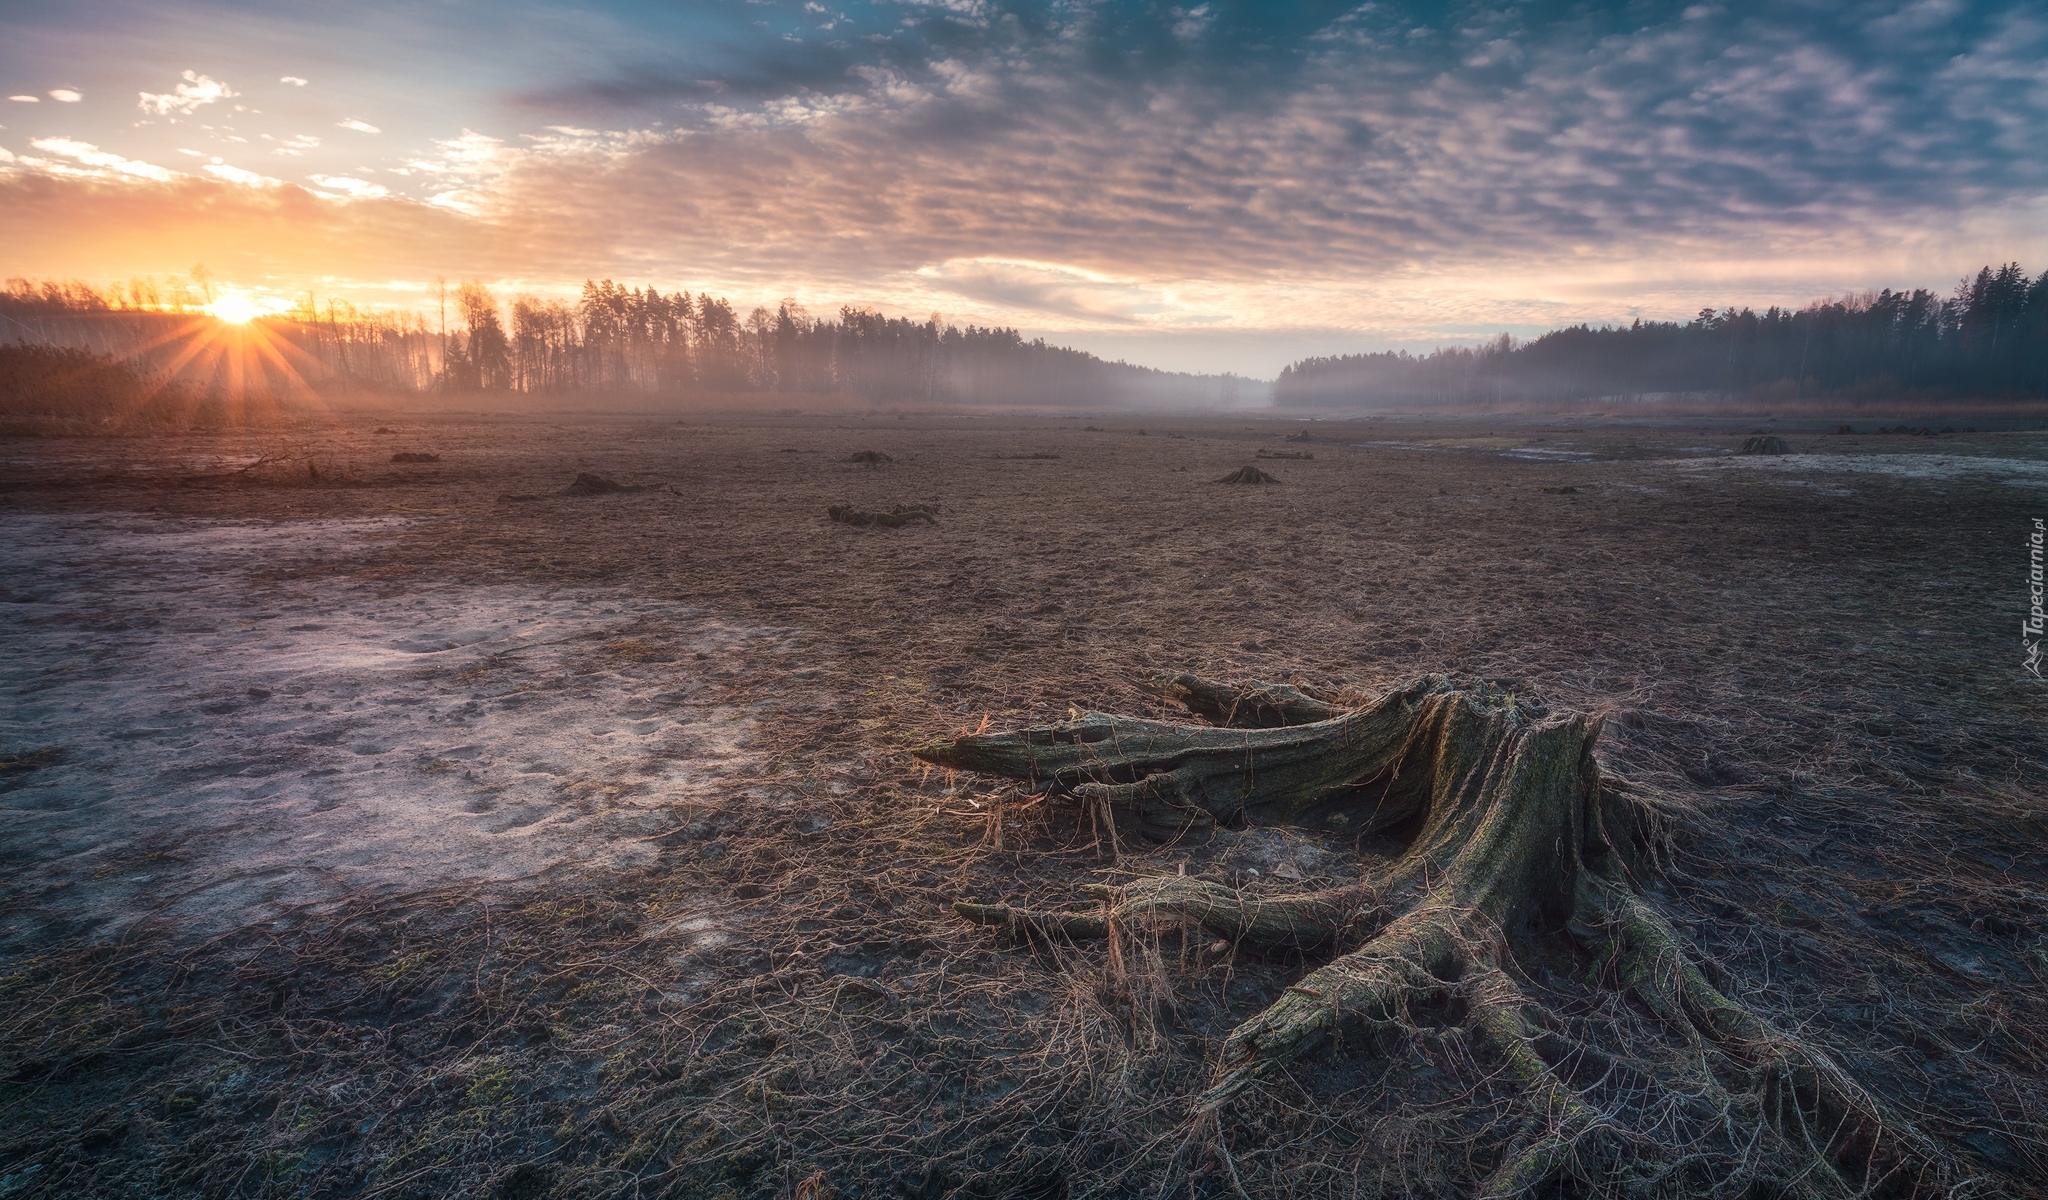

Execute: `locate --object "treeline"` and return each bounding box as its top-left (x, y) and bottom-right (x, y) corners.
top-left (441, 279), bottom-right (1240, 405)
top-left (1276, 263), bottom-right (2048, 407)
top-left (0, 276), bottom-right (1245, 408)
top-left (0, 278), bottom-right (439, 396)
top-left (0, 344), bottom-right (179, 432)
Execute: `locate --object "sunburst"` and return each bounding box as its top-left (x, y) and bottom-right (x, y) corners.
top-left (208, 294), bottom-right (261, 324)
top-left (86, 297), bottom-right (329, 427)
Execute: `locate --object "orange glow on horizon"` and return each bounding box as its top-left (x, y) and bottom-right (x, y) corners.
top-left (209, 294), bottom-right (260, 324)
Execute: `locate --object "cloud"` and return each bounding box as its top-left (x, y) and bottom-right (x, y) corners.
top-left (281, 76), bottom-right (308, 86)
top-left (914, 259), bottom-right (1181, 324)
top-left (541, 23), bottom-right (874, 108)
top-left (138, 70), bottom-right (236, 117)
top-left (408, 127), bottom-right (671, 215)
top-left (25, 137), bottom-right (176, 182)
top-left (336, 118), bottom-right (380, 133)
top-left (47, 89), bottom-right (82, 103)
top-left (0, 169), bottom-right (496, 295)
top-left (9, 95), bottom-right (38, 103)
top-left (204, 162), bottom-right (282, 187)
top-left (462, 0), bottom-right (2038, 308)
top-left (309, 173), bottom-right (390, 199)
top-left (3, 0), bottom-right (2047, 372)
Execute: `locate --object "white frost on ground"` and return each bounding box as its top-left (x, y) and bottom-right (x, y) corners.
top-left (0, 513), bottom-right (792, 944)
top-left (1671, 452), bottom-right (2048, 487)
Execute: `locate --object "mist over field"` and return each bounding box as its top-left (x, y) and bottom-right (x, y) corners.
top-left (5, 259), bottom-right (2047, 428)
top-left (4, 3), bottom-right (2047, 1199)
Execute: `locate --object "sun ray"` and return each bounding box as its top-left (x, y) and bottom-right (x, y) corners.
top-left (242, 322), bottom-right (328, 410)
top-left (127, 319), bottom-right (221, 418)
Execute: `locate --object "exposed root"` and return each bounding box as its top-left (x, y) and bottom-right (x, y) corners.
top-left (1574, 872), bottom-right (1948, 1194)
top-left (957, 876), bottom-right (1374, 955)
top-left (918, 675), bottom-right (1445, 841)
top-left (919, 671), bottom-right (1954, 1196)
top-left (1138, 670), bottom-right (1356, 727)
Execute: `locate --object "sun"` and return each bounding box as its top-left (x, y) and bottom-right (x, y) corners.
top-left (210, 294), bottom-right (260, 324)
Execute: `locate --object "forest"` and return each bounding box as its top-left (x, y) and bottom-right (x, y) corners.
top-left (0, 277), bottom-right (1246, 409)
top-left (1276, 263), bottom-right (2048, 407)
top-left (7, 264), bottom-right (2044, 413)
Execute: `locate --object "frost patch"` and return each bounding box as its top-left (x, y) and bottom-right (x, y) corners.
top-left (0, 514), bottom-right (800, 945)
top-left (1670, 452), bottom-right (2048, 487)
top-left (1497, 446), bottom-right (1594, 460)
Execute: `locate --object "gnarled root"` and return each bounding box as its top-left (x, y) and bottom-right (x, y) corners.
top-left (918, 672), bottom-right (1953, 1196)
top-left (1574, 872), bottom-right (1947, 1195)
top-left (1200, 902), bottom-right (1616, 1197)
top-left (957, 877), bottom-right (1376, 955)
top-left (916, 675), bottom-right (1450, 841)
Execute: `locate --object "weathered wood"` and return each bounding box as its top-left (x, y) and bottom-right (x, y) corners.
top-left (919, 672), bottom-right (1945, 1197)
top-left (916, 676), bottom-right (1446, 840)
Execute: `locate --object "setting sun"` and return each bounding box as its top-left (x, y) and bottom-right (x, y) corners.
top-left (209, 294), bottom-right (258, 324)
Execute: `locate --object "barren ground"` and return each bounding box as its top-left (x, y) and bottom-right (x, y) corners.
top-left (1, 410), bottom-right (2044, 1199)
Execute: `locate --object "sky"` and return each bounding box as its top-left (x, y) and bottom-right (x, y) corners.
top-left (1, 0), bottom-right (2045, 377)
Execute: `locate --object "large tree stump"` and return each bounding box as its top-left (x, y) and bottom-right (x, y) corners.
top-left (916, 673), bottom-right (1947, 1197)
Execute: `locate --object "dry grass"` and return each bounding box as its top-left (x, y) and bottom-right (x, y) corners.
top-left (0, 410), bottom-right (2043, 1197)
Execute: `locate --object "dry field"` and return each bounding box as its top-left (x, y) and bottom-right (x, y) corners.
top-left (1, 410), bottom-right (2044, 1199)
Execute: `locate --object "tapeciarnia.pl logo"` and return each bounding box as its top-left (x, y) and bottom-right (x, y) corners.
top-left (2028, 518), bottom-right (2045, 678)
